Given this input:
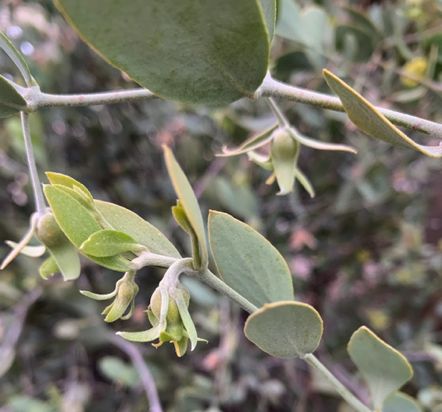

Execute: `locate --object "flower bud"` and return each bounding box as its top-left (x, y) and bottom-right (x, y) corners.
top-left (270, 129), bottom-right (299, 195)
top-left (36, 213), bottom-right (67, 248)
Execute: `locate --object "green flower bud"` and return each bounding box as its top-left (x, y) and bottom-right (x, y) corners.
top-left (118, 283), bottom-right (199, 357)
top-left (270, 129), bottom-right (299, 195)
top-left (103, 279), bottom-right (139, 322)
top-left (36, 213), bottom-right (68, 248)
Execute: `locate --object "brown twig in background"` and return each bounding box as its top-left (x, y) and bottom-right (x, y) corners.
top-left (110, 335), bottom-right (163, 412)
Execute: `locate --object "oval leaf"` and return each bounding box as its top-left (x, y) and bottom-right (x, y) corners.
top-left (323, 69), bottom-right (442, 158)
top-left (163, 146), bottom-right (208, 267)
top-left (80, 230), bottom-right (144, 257)
top-left (244, 301), bottom-right (323, 358)
top-left (54, 0), bottom-right (269, 105)
top-left (94, 200), bottom-right (181, 259)
top-left (347, 326), bottom-right (413, 409)
top-left (0, 75), bottom-right (27, 118)
top-left (209, 211), bottom-right (294, 307)
top-left (383, 392), bottom-right (422, 412)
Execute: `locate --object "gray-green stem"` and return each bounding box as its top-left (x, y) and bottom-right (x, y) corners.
top-left (196, 268), bottom-right (259, 314)
top-left (303, 354), bottom-right (372, 412)
top-left (21, 75), bottom-right (442, 139)
top-left (21, 112), bottom-right (46, 216)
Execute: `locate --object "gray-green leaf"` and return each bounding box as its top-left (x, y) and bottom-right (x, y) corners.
top-left (54, 0), bottom-right (270, 105)
top-left (347, 326), bottom-right (413, 409)
top-left (244, 301), bottom-right (323, 358)
top-left (323, 69), bottom-right (442, 158)
top-left (209, 211), bottom-right (294, 307)
top-left (259, 0), bottom-right (276, 41)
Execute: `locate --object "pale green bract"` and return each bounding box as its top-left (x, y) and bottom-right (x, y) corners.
top-left (164, 146), bottom-right (208, 268)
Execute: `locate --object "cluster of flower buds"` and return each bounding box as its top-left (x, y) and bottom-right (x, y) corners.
top-left (118, 283), bottom-right (204, 357)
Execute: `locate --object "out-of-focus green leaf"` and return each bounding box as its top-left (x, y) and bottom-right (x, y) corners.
top-left (348, 326), bottom-right (413, 409)
top-left (6, 396), bottom-right (54, 412)
top-left (98, 356), bottom-right (140, 388)
top-left (244, 301), bottom-right (323, 358)
top-left (323, 70), bottom-right (442, 158)
top-left (95, 200), bottom-right (181, 258)
top-left (209, 211), bottom-right (294, 307)
top-left (335, 25), bottom-right (374, 62)
top-left (275, 0), bottom-right (303, 43)
top-left (300, 6), bottom-right (328, 70)
top-left (212, 177), bottom-right (258, 220)
top-left (164, 146), bottom-right (208, 268)
top-left (54, 0), bottom-right (269, 105)
top-left (259, 0), bottom-right (276, 41)
top-left (80, 230), bottom-right (145, 257)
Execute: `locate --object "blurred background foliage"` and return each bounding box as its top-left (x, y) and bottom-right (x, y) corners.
top-left (0, 0), bottom-right (442, 411)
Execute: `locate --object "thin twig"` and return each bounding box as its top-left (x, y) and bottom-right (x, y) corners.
top-left (21, 112), bottom-right (46, 216)
top-left (110, 335), bottom-right (163, 412)
top-left (0, 288), bottom-right (42, 377)
top-left (303, 354), bottom-right (372, 412)
top-left (21, 75), bottom-right (442, 139)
